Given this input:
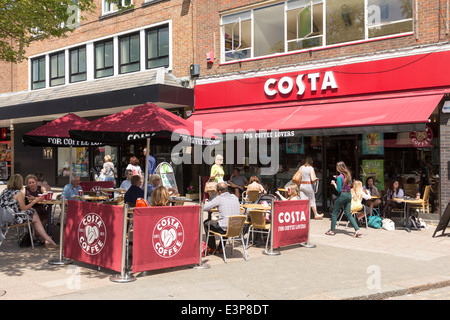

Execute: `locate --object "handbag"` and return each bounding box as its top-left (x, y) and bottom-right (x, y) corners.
top-left (135, 198), bottom-right (148, 207)
top-left (98, 172), bottom-right (106, 181)
top-left (351, 196), bottom-right (363, 212)
top-left (382, 218), bottom-right (395, 231)
top-left (292, 169), bottom-right (302, 185)
top-left (205, 179), bottom-right (217, 193)
top-left (19, 232), bottom-right (32, 247)
top-left (368, 212), bottom-right (382, 229)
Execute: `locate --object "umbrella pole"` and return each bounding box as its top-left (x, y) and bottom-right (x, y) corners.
top-left (143, 138), bottom-right (150, 200)
top-left (69, 146), bottom-right (73, 182)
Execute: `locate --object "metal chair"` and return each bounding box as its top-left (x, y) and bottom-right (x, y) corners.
top-left (0, 208), bottom-right (35, 249)
top-left (246, 209), bottom-right (271, 251)
top-left (337, 205), bottom-right (368, 228)
top-left (208, 215), bottom-right (248, 263)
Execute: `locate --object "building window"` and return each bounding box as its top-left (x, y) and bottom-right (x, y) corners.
top-left (69, 46), bottom-right (87, 83)
top-left (119, 33), bottom-right (140, 74)
top-left (31, 56), bottom-right (46, 90)
top-left (50, 51), bottom-right (65, 87)
top-left (102, 0), bottom-right (132, 15)
top-left (95, 39), bottom-right (114, 78)
top-left (146, 24), bottom-right (169, 69)
top-left (221, 0), bottom-right (413, 62)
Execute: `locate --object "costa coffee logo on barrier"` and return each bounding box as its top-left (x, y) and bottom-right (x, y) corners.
top-left (78, 213), bottom-right (107, 255)
top-left (152, 216), bottom-right (185, 258)
top-left (410, 125), bottom-right (433, 147)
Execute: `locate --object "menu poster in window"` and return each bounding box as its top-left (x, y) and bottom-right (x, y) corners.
top-left (362, 160), bottom-right (384, 191)
top-left (156, 162), bottom-right (177, 190)
top-left (0, 162), bottom-right (8, 180)
top-left (362, 133), bottom-right (384, 155)
top-left (286, 137), bottom-right (304, 154)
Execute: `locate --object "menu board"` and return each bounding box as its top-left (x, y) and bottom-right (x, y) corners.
top-left (156, 162), bottom-right (177, 191)
top-left (0, 161), bottom-right (8, 180)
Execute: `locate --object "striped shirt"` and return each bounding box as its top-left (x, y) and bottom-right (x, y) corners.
top-left (203, 192), bottom-right (241, 230)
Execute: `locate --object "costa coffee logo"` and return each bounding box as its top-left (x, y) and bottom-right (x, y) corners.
top-left (78, 213), bottom-right (107, 255)
top-left (410, 126), bottom-right (433, 147)
top-left (152, 216), bottom-right (184, 258)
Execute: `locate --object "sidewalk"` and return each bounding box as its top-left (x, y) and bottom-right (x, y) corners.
top-left (1, 209), bottom-right (449, 301)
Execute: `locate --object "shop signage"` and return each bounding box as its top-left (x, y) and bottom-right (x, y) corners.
top-left (0, 128), bottom-right (10, 141)
top-left (442, 101), bottom-right (450, 113)
top-left (410, 125), bottom-right (433, 147)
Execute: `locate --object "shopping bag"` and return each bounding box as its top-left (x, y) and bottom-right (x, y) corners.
top-left (368, 212), bottom-right (382, 229)
top-left (204, 179), bottom-right (217, 193)
top-left (382, 218), bottom-right (395, 231)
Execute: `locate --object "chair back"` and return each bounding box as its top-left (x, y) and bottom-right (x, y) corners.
top-left (249, 210), bottom-right (268, 229)
top-left (225, 215), bottom-right (247, 237)
top-left (248, 190), bottom-right (260, 202)
top-left (423, 185), bottom-right (431, 201)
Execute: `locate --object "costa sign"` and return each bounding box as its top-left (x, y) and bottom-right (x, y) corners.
top-left (264, 71), bottom-right (338, 97)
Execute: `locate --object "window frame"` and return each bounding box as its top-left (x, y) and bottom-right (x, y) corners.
top-left (94, 39), bottom-right (114, 79)
top-left (31, 56), bottom-right (46, 90)
top-left (69, 45), bottom-right (87, 83)
top-left (102, 0), bottom-right (133, 15)
top-left (145, 24), bottom-right (170, 70)
top-left (49, 51), bottom-right (65, 87)
top-left (119, 32), bottom-right (141, 74)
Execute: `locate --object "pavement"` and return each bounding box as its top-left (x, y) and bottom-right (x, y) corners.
top-left (1, 198), bottom-right (450, 303)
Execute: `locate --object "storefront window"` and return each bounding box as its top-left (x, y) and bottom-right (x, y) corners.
top-left (57, 147), bottom-right (89, 178)
top-left (326, 0), bottom-right (365, 45)
top-left (254, 3), bottom-right (285, 56)
top-left (93, 146), bottom-right (119, 177)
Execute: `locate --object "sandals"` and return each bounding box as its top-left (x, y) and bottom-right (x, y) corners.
top-left (352, 230), bottom-right (362, 238)
top-left (325, 230), bottom-right (335, 236)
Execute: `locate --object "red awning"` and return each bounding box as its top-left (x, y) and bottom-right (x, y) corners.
top-left (187, 92), bottom-right (443, 137)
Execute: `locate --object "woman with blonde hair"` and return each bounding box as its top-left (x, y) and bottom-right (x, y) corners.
top-left (276, 184), bottom-right (301, 201)
top-left (101, 154), bottom-right (116, 184)
top-left (150, 186), bottom-right (170, 206)
top-left (0, 174), bottom-right (57, 247)
top-left (327, 161), bottom-right (361, 237)
top-left (351, 180), bottom-right (371, 219)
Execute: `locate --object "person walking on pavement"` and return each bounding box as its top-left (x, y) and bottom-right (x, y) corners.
top-left (297, 157), bottom-right (323, 220)
top-left (326, 161), bottom-right (361, 237)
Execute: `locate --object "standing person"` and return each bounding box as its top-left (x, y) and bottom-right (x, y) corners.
top-left (24, 174), bottom-right (48, 225)
top-left (101, 155), bottom-right (116, 185)
top-left (363, 176), bottom-right (381, 215)
top-left (208, 154), bottom-right (225, 199)
top-left (327, 161), bottom-right (361, 237)
top-left (383, 179), bottom-right (405, 219)
top-left (143, 147), bottom-right (156, 180)
top-left (126, 156), bottom-right (142, 179)
top-left (61, 174), bottom-right (83, 200)
top-left (297, 157), bottom-right (323, 219)
top-left (0, 174), bottom-right (57, 247)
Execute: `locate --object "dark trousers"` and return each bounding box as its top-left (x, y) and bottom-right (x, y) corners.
top-left (204, 219), bottom-right (226, 249)
top-left (384, 200), bottom-right (404, 219)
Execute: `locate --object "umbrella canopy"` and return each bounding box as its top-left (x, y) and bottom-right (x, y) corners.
top-left (22, 113), bottom-right (102, 147)
top-left (69, 103), bottom-right (219, 145)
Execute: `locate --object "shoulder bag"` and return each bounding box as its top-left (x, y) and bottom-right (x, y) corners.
top-left (292, 168), bottom-right (302, 185)
top-left (204, 179), bottom-right (217, 193)
top-left (368, 212), bottom-right (382, 229)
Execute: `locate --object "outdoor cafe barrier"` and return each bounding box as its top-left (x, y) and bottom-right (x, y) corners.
top-left (60, 196), bottom-right (313, 282)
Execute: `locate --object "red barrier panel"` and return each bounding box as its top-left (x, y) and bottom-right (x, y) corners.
top-left (80, 181), bottom-right (114, 192)
top-left (64, 201), bottom-right (124, 272)
top-left (272, 200), bottom-right (310, 248)
top-left (132, 205), bottom-right (200, 273)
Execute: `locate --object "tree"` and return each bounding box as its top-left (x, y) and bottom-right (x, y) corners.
top-left (0, 0), bottom-right (96, 62)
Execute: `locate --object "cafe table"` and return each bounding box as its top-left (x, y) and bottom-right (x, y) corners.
top-left (37, 199), bottom-right (62, 237)
top-left (100, 188), bottom-right (126, 194)
top-left (72, 195), bottom-right (109, 202)
top-left (393, 197), bottom-right (423, 232)
top-left (169, 195), bottom-right (194, 206)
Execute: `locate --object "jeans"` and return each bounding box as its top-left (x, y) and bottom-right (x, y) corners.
top-left (330, 192), bottom-right (359, 231)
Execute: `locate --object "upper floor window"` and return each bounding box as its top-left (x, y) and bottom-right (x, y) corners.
top-left (95, 39), bottom-right (114, 78)
top-left (102, 0), bottom-right (132, 15)
top-left (50, 51), bottom-right (65, 87)
top-left (31, 56), bottom-right (46, 90)
top-left (70, 46), bottom-right (87, 83)
top-left (146, 24), bottom-right (169, 69)
top-left (119, 33), bottom-right (140, 74)
top-left (221, 0), bottom-right (413, 62)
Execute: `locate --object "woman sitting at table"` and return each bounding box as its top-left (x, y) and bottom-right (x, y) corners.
top-left (150, 186), bottom-right (170, 206)
top-left (247, 176), bottom-right (266, 194)
top-left (383, 179), bottom-right (404, 219)
top-left (0, 174), bottom-right (57, 247)
top-left (24, 174), bottom-right (48, 225)
top-left (276, 184), bottom-right (301, 201)
top-left (351, 180), bottom-right (371, 220)
top-left (363, 176), bottom-right (381, 216)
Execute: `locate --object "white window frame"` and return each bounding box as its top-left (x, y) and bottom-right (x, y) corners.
top-left (102, 0), bottom-right (133, 15)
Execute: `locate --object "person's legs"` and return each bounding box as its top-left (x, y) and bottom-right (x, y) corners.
top-left (31, 211), bottom-right (57, 246)
top-left (204, 219), bottom-right (226, 250)
top-left (330, 194), bottom-right (346, 232)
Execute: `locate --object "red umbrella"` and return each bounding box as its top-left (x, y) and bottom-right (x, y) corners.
top-left (23, 113), bottom-right (101, 147)
top-left (69, 103), bottom-right (220, 199)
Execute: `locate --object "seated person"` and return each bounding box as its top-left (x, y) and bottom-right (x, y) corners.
top-left (247, 176), bottom-right (266, 194)
top-left (276, 184), bottom-right (301, 201)
top-left (383, 179), bottom-right (404, 219)
top-left (203, 182), bottom-right (241, 253)
top-left (124, 175), bottom-right (144, 207)
top-left (24, 174), bottom-right (48, 225)
top-left (0, 174), bottom-right (57, 247)
top-left (147, 174), bottom-right (161, 198)
top-left (150, 186), bottom-right (170, 206)
top-left (119, 169), bottom-right (133, 191)
top-left (61, 174), bottom-right (83, 200)
top-left (363, 176), bottom-right (381, 215)
top-left (228, 167), bottom-right (248, 198)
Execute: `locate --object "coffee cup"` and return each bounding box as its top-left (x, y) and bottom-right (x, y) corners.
top-left (78, 190), bottom-right (83, 196)
top-left (47, 191), bottom-right (53, 200)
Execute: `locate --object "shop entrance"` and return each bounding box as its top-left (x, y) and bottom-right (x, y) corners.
top-left (322, 135), bottom-right (359, 214)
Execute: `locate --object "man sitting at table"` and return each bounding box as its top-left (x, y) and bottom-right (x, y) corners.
top-left (203, 182), bottom-right (241, 254)
top-left (124, 175), bottom-right (144, 207)
top-left (120, 169), bottom-right (133, 191)
top-left (61, 175), bottom-right (83, 200)
top-left (228, 167), bottom-right (248, 198)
